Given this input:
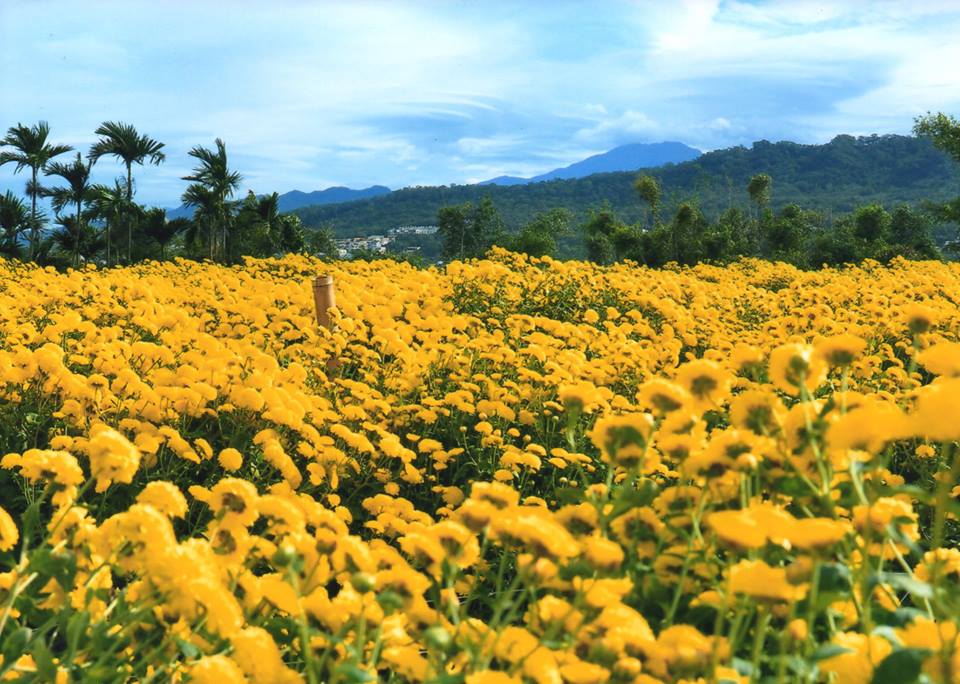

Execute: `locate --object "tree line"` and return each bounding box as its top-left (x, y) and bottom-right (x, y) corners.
top-left (3, 113), bottom-right (959, 270)
top-left (295, 130), bottom-right (960, 239)
top-left (433, 113), bottom-right (960, 268)
top-left (0, 121), bottom-right (334, 268)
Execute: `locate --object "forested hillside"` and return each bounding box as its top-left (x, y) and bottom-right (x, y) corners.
top-left (295, 134), bottom-right (960, 236)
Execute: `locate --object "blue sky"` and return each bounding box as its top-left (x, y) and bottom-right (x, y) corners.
top-left (2, 0), bottom-right (960, 207)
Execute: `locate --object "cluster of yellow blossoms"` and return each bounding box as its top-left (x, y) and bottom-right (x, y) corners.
top-left (0, 249), bottom-right (959, 683)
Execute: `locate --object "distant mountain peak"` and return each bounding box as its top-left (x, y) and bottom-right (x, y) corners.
top-left (275, 185), bottom-right (391, 212)
top-left (479, 141), bottom-right (701, 186)
top-left (166, 184), bottom-right (391, 218)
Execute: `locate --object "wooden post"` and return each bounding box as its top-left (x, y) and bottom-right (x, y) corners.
top-left (313, 275), bottom-right (336, 329)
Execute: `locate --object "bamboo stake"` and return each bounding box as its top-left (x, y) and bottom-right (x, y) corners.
top-left (312, 275), bottom-right (336, 329)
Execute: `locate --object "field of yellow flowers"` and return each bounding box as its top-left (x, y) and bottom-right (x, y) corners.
top-left (1, 248), bottom-right (960, 683)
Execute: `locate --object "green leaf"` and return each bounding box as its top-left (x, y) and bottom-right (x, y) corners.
top-left (22, 497), bottom-right (43, 541)
top-left (869, 648), bottom-right (930, 684)
top-left (66, 610), bottom-right (90, 660)
top-left (2, 627), bottom-right (31, 667)
top-left (553, 486), bottom-right (583, 505)
top-left (871, 625), bottom-right (902, 647)
top-left (31, 638), bottom-right (57, 680)
top-left (28, 547), bottom-right (78, 590)
top-left (817, 563), bottom-right (852, 593)
top-left (427, 676), bottom-right (466, 684)
top-left (176, 638), bottom-right (201, 659)
top-left (776, 476), bottom-right (813, 497)
top-left (608, 478), bottom-right (658, 518)
top-left (811, 643), bottom-right (854, 661)
top-left (334, 663), bottom-right (375, 683)
top-left (874, 573), bottom-right (933, 600)
top-left (731, 657), bottom-right (754, 676)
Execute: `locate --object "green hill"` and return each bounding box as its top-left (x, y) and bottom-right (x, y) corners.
top-left (294, 134), bottom-right (960, 236)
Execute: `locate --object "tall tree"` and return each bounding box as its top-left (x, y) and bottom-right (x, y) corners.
top-left (141, 208), bottom-right (188, 259)
top-left (41, 153), bottom-right (96, 267)
top-left (88, 122), bottom-right (165, 262)
top-left (436, 197), bottom-right (505, 261)
top-left (89, 180), bottom-right (131, 265)
top-left (914, 112), bottom-right (960, 162)
top-left (914, 112), bottom-right (960, 232)
top-left (581, 206), bottom-right (627, 265)
top-left (634, 175), bottom-right (662, 229)
top-left (510, 208), bottom-right (572, 258)
top-left (747, 173), bottom-right (772, 215)
top-left (0, 121), bottom-right (73, 260)
top-left (181, 139), bottom-right (242, 262)
top-left (51, 216), bottom-right (105, 268)
top-left (0, 191), bottom-right (30, 258)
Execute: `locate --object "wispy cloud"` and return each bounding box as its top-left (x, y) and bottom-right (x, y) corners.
top-left (2, 0), bottom-right (960, 205)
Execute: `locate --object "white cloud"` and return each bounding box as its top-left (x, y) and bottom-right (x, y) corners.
top-left (3, 0), bottom-right (960, 203)
top-left (574, 110), bottom-right (660, 144)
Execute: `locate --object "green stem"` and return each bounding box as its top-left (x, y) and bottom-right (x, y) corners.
top-left (751, 605), bottom-right (771, 682)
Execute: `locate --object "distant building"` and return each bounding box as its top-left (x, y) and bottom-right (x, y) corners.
top-left (388, 225), bottom-right (438, 236)
top-left (334, 234), bottom-right (392, 257)
top-left (333, 226), bottom-right (438, 258)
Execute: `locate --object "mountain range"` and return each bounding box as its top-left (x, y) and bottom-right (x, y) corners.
top-left (166, 143), bottom-right (699, 220)
top-left (479, 141), bottom-right (701, 185)
top-left (167, 184), bottom-right (391, 219)
top-left (292, 134), bottom-right (960, 237)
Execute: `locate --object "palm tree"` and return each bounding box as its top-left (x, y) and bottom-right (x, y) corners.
top-left (88, 122), bottom-right (165, 262)
top-left (141, 208), bottom-right (189, 259)
top-left (42, 153), bottom-right (96, 267)
top-left (0, 191), bottom-right (30, 258)
top-left (0, 121), bottom-right (73, 260)
top-left (89, 180), bottom-right (134, 266)
top-left (51, 216), bottom-right (105, 268)
top-left (181, 139), bottom-right (242, 262)
top-left (180, 183), bottom-right (216, 257)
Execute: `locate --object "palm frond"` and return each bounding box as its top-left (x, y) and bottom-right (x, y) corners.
top-left (89, 121), bottom-right (166, 167)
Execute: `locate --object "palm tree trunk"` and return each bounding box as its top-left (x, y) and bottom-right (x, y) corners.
top-left (29, 166), bottom-right (38, 261)
top-left (126, 162), bottom-right (133, 263)
top-left (106, 220), bottom-right (111, 266)
top-left (75, 199), bottom-right (82, 268)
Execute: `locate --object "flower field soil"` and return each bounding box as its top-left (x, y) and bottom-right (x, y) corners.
top-left (1, 249), bottom-right (960, 683)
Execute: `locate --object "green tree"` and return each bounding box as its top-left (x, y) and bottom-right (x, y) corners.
top-left (914, 112), bottom-right (960, 236)
top-left (305, 226), bottom-right (337, 258)
top-left (230, 192), bottom-right (305, 258)
top-left (0, 190), bottom-right (30, 258)
top-left (764, 204), bottom-right (819, 265)
top-left (275, 214), bottom-right (306, 254)
top-left (889, 204), bottom-right (939, 259)
top-left (914, 112), bottom-right (960, 162)
top-left (747, 173), bottom-right (772, 216)
top-left (141, 208), bottom-right (189, 260)
top-left (510, 208), bottom-right (572, 258)
top-left (671, 201), bottom-right (709, 264)
top-left (181, 139), bottom-right (242, 262)
top-left (581, 207), bottom-right (626, 265)
top-left (851, 203), bottom-right (891, 243)
top-left (436, 196), bottom-right (504, 260)
top-left (634, 175), bottom-right (661, 228)
top-left (0, 121), bottom-right (73, 260)
top-left (50, 216), bottom-right (105, 268)
top-left (88, 180), bottom-right (132, 265)
top-left (41, 153), bottom-right (96, 267)
top-left (232, 191), bottom-right (275, 258)
top-left (703, 207), bottom-right (753, 262)
top-left (88, 122), bottom-right (165, 262)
